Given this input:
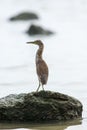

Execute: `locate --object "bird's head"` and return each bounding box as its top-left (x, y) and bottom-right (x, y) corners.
top-left (26, 40), bottom-right (43, 46)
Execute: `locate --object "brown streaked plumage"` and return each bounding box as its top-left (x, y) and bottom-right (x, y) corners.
top-left (26, 40), bottom-right (49, 91)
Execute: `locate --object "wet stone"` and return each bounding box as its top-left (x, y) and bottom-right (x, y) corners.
top-left (9, 12), bottom-right (39, 21)
top-left (0, 91), bottom-right (83, 122)
top-left (26, 24), bottom-right (54, 36)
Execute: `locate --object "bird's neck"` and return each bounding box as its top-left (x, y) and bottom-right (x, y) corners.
top-left (36, 44), bottom-right (44, 61)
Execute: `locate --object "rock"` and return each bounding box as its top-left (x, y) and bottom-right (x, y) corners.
top-left (0, 91), bottom-right (82, 122)
top-left (26, 24), bottom-right (54, 36)
top-left (9, 12), bottom-right (39, 21)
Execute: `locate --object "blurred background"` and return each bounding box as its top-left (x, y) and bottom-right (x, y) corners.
top-left (0, 0), bottom-right (87, 129)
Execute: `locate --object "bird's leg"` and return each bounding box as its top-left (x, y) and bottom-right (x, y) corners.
top-left (42, 84), bottom-right (44, 91)
top-left (36, 80), bottom-right (41, 92)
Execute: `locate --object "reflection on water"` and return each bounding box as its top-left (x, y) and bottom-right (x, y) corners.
top-left (0, 119), bottom-right (82, 130)
top-left (66, 118), bottom-right (87, 130)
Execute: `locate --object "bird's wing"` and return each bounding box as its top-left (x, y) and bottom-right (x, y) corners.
top-left (36, 60), bottom-right (49, 84)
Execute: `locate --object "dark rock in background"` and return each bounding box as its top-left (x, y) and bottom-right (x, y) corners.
top-left (9, 12), bottom-right (54, 36)
top-left (26, 24), bottom-right (54, 36)
top-left (9, 12), bottom-right (39, 21)
top-left (0, 91), bottom-right (82, 122)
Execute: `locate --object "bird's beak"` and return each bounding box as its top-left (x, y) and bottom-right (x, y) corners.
top-left (26, 41), bottom-right (36, 44)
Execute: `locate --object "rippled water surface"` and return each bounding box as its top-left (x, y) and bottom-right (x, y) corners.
top-left (0, 0), bottom-right (87, 129)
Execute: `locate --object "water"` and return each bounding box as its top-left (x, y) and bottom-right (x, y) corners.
top-left (0, 0), bottom-right (87, 129)
top-left (0, 119), bottom-right (83, 129)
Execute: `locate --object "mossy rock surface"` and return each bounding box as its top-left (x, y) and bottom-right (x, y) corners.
top-left (0, 91), bottom-right (83, 122)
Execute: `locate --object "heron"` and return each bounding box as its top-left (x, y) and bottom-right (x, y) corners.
top-left (26, 40), bottom-right (49, 92)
